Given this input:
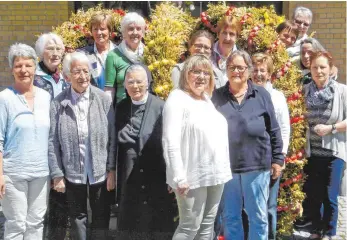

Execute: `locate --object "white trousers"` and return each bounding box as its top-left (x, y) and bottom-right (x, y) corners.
top-left (1, 175), bottom-right (49, 240)
top-left (173, 184), bottom-right (224, 240)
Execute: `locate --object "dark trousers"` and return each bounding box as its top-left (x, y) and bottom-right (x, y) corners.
top-left (66, 179), bottom-right (111, 240)
top-left (305, 157), bottom-right (344, 236)
top-left (43, 189), bottom-right (68, 240)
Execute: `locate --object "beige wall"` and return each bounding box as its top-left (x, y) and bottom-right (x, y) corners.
top-left (0, 1), bottom-right (73, 89)
top-left (283, 1), bottom-right (346, 84)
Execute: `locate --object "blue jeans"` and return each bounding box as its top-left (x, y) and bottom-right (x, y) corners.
top-left (268, 175), bottom-right (281, 240)
top-left (305, 157), bottom-right (345, 236)
top-left (222, 170), bottom-right (270, 240)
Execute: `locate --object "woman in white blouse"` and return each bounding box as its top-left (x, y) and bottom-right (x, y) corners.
top-left (162, 54), bottom-right (232, 240)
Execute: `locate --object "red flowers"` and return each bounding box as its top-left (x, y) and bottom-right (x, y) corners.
top-left (73, 25), bottom-right (81, 31)
top-left (285, 149), bottom-right (305, 163)
top-left (287, 91), bottom-right (303, 102)
top-left (280, 174), bottom-right (303, 188)
top-left (290, 115), bottom-right (305, 124)
top-left (113, 9), bottom-right (125, 16)
top-left (225, 6), bottom-right (235, 16)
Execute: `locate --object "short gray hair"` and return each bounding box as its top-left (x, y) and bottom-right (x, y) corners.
top-left (227, 50), bottom-right (253, 73)
top-left (62, 52), bottom-right (91, 77)
top-left (292, 6), bottom-right (313, 24)
top-left (120, 12), bottom-right (146, 35)
top-left (35, 32), bottom-right (64, 59)
top-left (300, 37), bottom-right (325, 52)
top-left (8, 43), bottom-right (37, 69)
top-left (124, 64), bottom-right (148, 86)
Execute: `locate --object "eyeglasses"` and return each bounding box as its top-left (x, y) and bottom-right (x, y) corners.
top-left (190, 69), bottom-right (211, 78)
top-left (294, 19), bottom-right (310, 28)
top-left (227, 65), bottom-right (248, 73)
top-left (71, 69), bottom-right (90, 77)
top-left (45, 46), bottom-right (64, 53)
top-left (127, 79), bottom-right (146, 87)
top-left (193, 43), bottom-right (211, 52)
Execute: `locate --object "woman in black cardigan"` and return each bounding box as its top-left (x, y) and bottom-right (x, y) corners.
top-left (115, 64), bottom-right (176, 239)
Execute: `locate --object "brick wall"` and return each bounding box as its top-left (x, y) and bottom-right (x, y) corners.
top-left (283, 1), bottom-right (346, 84)
top-left (0, 1), bottom-right (73, 89)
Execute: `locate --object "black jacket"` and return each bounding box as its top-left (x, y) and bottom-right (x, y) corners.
top-left (115, 93), bottom-right (176, 233)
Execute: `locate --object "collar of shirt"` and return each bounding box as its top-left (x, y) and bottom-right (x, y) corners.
top-left (71, 86), bottom-right (90, 104)
top-left (35, 64), bottom-right (64, 82)
top-left (294, 34), bottom-right (308, 47)
top-left (213, 41), bottom-right (237, 61)
top-left (222, 80), bottom-right (257, 101)
top-left (93, 41), bottom-right (116, 55)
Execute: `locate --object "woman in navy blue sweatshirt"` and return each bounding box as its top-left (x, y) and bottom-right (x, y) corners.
top-left (211, 50), bottom-right (284, 240)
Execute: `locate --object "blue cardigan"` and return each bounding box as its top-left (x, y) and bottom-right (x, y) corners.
top-left (212, 81), bottom-right (284, 173)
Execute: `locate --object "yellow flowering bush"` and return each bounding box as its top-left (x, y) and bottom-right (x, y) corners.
top-left (143, 2), bottom-right (197, 99)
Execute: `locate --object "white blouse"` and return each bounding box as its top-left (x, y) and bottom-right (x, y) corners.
top-left (162, 89), bottom-right (232, 190)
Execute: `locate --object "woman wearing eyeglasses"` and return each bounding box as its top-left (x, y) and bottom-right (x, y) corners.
top-left (287, 6), bottom-right (313, 57)
top-left (49, 52), bottom-right (116, 240)
top-left (212, 50), bottom-right (284, 240)
top-left (171, 30), bottom-right (226, 89)
top-left (163, 54), bottom-right (232, 239)
top-left (115, 64), bottom-right (176, 239)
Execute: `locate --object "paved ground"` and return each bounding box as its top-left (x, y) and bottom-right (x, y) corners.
top-left (0, 205), bottom-right (312, 240)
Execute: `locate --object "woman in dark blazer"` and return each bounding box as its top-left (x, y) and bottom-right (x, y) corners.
top-left (115, 64), bottom-right (176, 239)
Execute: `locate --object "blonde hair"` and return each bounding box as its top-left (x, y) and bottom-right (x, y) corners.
top-left (89, 12), bottom-right (114, 32)
top-left (251, 53), bottom-right (274, 75)
top-left (217, 16), bottom-right (241, 35)
top-left (179, 54), bottom-right (215, 96)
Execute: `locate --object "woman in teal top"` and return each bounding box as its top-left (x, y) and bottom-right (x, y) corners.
top-left (105, 12), bottom-right (146, 104)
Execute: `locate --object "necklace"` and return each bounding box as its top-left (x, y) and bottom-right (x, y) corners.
top-left (230, 86), bottom-right (248, 98)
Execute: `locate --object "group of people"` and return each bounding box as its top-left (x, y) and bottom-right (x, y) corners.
top-left (0, 5), bottom-right (345, 240)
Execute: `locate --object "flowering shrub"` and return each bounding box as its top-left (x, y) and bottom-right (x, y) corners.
top-left (143, 2), bottom-right (197, 99)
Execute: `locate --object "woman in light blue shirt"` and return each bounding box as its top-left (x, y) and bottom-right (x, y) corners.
top-left (0, 43), bottom-right (51, 240)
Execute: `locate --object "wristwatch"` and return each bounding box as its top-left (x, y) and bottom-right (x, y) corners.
top-left (332, 124), bottom-right (337, 134)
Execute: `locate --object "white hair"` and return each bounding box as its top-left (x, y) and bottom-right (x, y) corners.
top-left (124, 64), bottom-right (148, 86)
top-left (35, 32), bottom-right (65, 59)
top-left (120, 12), bottom-right (146, 35)
top-left (62, 52), bottom-right (91, 77)
top-left (292, 6), bottom-right (313, 24)
top-left (8, 43), bottom-right (37, 69)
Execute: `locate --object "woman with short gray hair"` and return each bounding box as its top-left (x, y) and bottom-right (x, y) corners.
top-left (34, 32), bottom-right (69, 99)
top-left (212, 50), bottom-right (284, 240)
top-left (49, 51), bottom-right (116, 240)
top-left (288, 6), bottom-right (313, 57)
top-left (105, 12), bottom-right (146, 104)
top-left (0, 43), bottom-right (51, 240)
